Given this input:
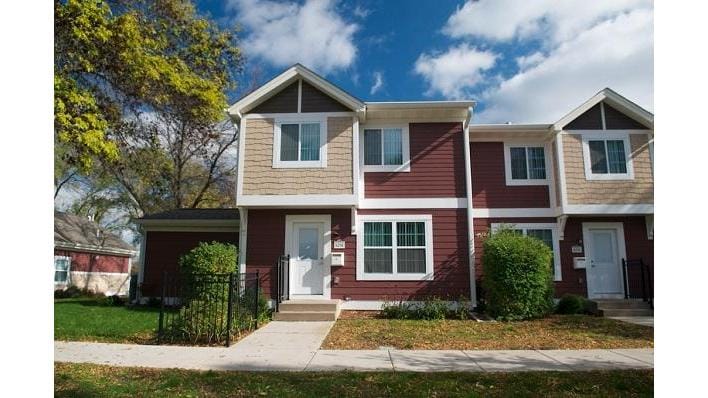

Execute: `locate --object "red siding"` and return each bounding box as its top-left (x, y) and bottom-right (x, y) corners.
top-left (555, 216), bottom-right (653, 297)
top-left (471, 142), bottom-right (550, 208)
top-left (246, 208), bottom-right (469, 301)
top-left (472, 216), bottom-right (653, 298)
top-left (54, 249), bottom-right (129, 274)
top-left (364, 122), bottom-right (466, 198)
top-left (141, 231), bottom-right (239, 296)
top-left (335, 209), bottom-right (470, 300)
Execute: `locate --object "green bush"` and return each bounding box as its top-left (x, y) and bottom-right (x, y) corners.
top-left (556, 294), bottom-right (590, 315)
top-left (179, 241), bottom-right (238, 275)
top-left (482, 228), bottom-right (554, 321)
top-left (380, 296), bottom-right (471, 320)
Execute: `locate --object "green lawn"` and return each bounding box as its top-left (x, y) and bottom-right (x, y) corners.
top-left (55, 363), bottom-right (653, 398)
top-left (54, 298), bottom-right (159, 343)
top-left (323, 315), bottom-right (654, 350)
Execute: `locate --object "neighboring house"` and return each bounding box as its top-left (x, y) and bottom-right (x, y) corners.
top-left (54, 211), bottom-right (137, 295)
top-left (134, 209), bottom-right (240, 297)
top-left (136, 64), bottom-right (653, 310)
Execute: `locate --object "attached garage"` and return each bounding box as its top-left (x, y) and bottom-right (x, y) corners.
top-left (134, 209), bottom-right (239, 298)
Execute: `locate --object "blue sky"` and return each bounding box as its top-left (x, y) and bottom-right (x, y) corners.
top-left (197, 0), bottom-right (653, 124)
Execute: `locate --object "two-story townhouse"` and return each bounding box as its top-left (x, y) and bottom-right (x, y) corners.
top-left (135, 65), bottom-right (653, 316)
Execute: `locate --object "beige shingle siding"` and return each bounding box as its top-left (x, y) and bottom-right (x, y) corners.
top-left (563, 133), bottom-right (653, 204)
top-left (242, 117), bottom-right (353, 195)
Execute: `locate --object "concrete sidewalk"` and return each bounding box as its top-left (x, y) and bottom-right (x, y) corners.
top-left (55, 320), bottom-right (653, 372)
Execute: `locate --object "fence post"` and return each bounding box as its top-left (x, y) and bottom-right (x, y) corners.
top-left (226, 273), bottom-right (235, 347)
top-left (254, 270), bottom-right (260, 329)
top-left (158, 270), bottom-right (166, 344)
top-left (621, 259), bottom-right (629, 299)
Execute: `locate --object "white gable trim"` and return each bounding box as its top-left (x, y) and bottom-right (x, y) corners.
top-left (228, 64), bottom-right (364, 117)
top-left (553, 88), bottom-right (653, 131)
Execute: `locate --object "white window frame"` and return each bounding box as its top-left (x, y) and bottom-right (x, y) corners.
top-left (356, 214), bottom-right (433, 281)
top-left (503, 142), bottom-right (550, 186)
top-left (580, 132), bottom-right (634, 180)
top-left (491, 223), bottom-right (562, 281)
top-left (272, 116), bottom-right (327, 168)
top-left (54, 255), bottom-right (71, 286)
top-left (360, 124), bottom-right (411, 172)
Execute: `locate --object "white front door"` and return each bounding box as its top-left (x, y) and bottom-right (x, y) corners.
top-left (290, 222), bottom-right (324, 295)
top-left (585, 227), bottom-right (624, 298)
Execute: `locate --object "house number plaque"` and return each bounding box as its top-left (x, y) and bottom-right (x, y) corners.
top-left (333, 240), bottom-right (346, 249)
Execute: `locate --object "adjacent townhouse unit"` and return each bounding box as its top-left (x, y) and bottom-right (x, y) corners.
top-left (136, 64), bottom-right (653, 314)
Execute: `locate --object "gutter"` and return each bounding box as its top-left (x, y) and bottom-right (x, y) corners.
top-left (54, 241), bottom-right (137, 257)
top-left (462, 108), bottom-right (477, 307)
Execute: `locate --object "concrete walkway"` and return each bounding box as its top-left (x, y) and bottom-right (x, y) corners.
top-left (55, 321), bottom-right (653, 372)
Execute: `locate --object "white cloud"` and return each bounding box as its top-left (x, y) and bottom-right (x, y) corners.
top-left (370, 71), bottom-right (384, 95)
top-left (353, 5), bottom-right (370, 19)
top-left (477, 8), bottom-right (653, 123)
top-left (444, 0), bottom-right (651, 44)
top-left (414, 44), bottom-right (497, 99)
top-left (228, 0), bottom-right (358, 74)
top-left (515, 52), bottom-right (545, 71)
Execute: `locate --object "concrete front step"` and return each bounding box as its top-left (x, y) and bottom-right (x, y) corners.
top-left (599, 308), bottom-right (654, 317)
top-left (274, 299), bottom-right (341, 321)
top-left (593, 300), bottom-right (652, 310)
top-left (273, 311), bottom-right (338, 321)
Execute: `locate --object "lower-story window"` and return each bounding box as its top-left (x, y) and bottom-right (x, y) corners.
top-left (357, 215), bottom-right (434, 281)
top-left (54, 255), bottom-right (71, 285)
top-left (491, 223), bottom-right (562, 281)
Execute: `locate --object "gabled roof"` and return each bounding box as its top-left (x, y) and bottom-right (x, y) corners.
top-left (54, 211), bottom-right (135, 255)
top-left (227, 64), bottom-right (365, 118)
top-left (553, 88), bottom-right (653, 131)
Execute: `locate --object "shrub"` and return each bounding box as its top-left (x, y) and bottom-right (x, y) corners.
top-left (179, 241), bottom-right (238, 302)
top-left (556, 294), bottom-right (590, 315)
top-left (482, 228), bottom-right (554, 321)
top-left (415, 297), bottom-right (448, 320)
top-left (381, 300), bottom-right (414, 319)
top-left (450, 295), bottom-right (471, 320)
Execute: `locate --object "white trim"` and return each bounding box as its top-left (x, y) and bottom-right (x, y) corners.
top-left (238, 208), bottom-right (248, 275)
top-left (54, 242), bottom-right (136, 257)
top-left (139, 226), bottom-right (239, 233)
top-left (472, 208), bottom-right (556, 218)
top-left (463, 113), bottom-right (476, 305)
top-left (582, 222), bottom-right (627, 299)
top-left (360, 198), bottom-right (466, 209)
top-left (360, 123), bottom-right (411, 172)
top-left (554, 131), bottom-right (569, 210)
top-left (356, 214), bottom-right (434, 281)
top-left (297, 79), bottom-right (302, 113)
top-left (137, 232), bottom-right (147, 285)
top-left (557, 215), bottom-right (568, 241)
top-left (352, 116), bottom-right (361, 208)
top-left (580, 133), bottom-right (635, 180)
top-left (600, 102), bottom-right (607, 130)
top-left (272, 117), bottom-right (328, 168)
top-left (491, 223), bottom-right (562, 281)
top-left (365, 100), bottom-right (475, 109)
top-left (68, 271), bottom-right (130, 277)
top-left (503, 142), bottom-right (551, 186)
top-left (245, 112), bottom-right (355, 119)
top-left (236, 114), bottom-right (246, 200)
top-left (564, 204), bottom-right (653, 214)
top-left (238, 194), bottom-right (356, 207)
top-left (284, 214), bottom-right (332, 299)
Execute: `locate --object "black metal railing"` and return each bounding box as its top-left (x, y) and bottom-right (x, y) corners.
top-left (276, 254), bottom-right (290, 312)
top-left (622, 258), bottom-right (653, 309)
top-left (157, 271), bottom-right (260, 347)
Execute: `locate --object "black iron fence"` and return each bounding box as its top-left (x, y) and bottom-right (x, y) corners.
top-left (622, 258), bottom-right (653, 309)
top-left (158, 271), bottom-right (260, 347)
top-left (276, 254), bottom-right (290, 312)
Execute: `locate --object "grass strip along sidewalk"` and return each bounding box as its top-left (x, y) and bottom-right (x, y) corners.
top-left (55, 363), bottom-right (653, 398)
top-left (323, 315), bottom-right (653, 350)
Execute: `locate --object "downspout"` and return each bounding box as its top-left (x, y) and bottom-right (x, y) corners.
top-left (462, 109), bottom-right (476, 307)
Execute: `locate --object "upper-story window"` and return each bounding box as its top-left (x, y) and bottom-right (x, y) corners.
top-left (581, 134), bottom-right (634, 180)
top-left (362, 125), bottom-right (410, 172)
top-left (504, 143), bottom-right (549, 185)
top-left (272, 118), bottom-right (327, 168)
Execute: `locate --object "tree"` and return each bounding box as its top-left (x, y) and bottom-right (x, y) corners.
top-left (54, 0), bottom-right (242, 172)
